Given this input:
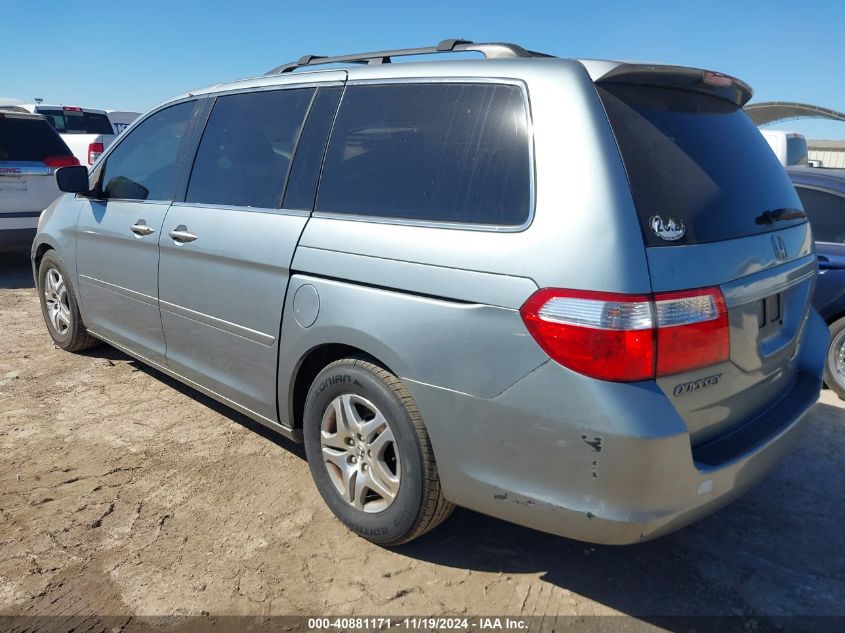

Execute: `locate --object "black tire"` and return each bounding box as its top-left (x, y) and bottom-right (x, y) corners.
top-left (824, 316), bottom-right (845, 400)
top-left (303, 357), bottom-right (454, 546)
top-left (37, 250), bottom-right (99, 352)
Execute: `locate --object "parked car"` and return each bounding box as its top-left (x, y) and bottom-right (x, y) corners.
top-left (787, 166), bottom-right (845, 397)
top-left (759, 129), bottom-right (809, 167)
top-left (33, 39), bottom-right (827, 546)
top-left (19, 104), bottom-right (117, 167)
top-left (0, 109), bottom-right (78, 249)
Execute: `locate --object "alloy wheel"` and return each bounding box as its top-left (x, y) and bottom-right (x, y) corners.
top-left (319, 393), bottom-right (401, 513)
top-left (831, 328), bottom-right (845, 392)
top-left (44, 268), bottom-right (71, 336)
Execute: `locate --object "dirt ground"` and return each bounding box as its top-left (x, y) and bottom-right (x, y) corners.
top-left (1, 248), bottom-right (844, 626)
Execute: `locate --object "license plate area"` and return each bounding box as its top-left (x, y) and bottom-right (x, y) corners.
top-left (0, 177), bottom-right (27, 192)
top-left (729, 288), bottom-right (804, 372)
top-left (722, 252), bottom-right (815, 373)
top-left (757, 293), bottom-right (782, 332)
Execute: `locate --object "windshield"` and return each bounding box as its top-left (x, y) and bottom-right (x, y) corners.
top-left (38, 109), bottom-right (114, 135)
top-left (598, 84), bottom-right (806, 246)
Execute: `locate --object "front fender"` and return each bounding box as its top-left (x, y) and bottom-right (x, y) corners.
top-left (31, 195), bottom-right (84, 287)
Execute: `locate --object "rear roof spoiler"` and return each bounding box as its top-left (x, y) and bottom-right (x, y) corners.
top-left (592, 63), bottom-right (753, 107)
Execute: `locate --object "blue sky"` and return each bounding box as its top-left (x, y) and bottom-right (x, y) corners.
top-left (6, 0), bottom-right (845, 138)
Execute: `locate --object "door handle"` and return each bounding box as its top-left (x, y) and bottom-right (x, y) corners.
top-left (818, 258), bottom-right (845, 271)
top-left (169, 224), bottom-right (198, 243)
top-left (130, 220), bottom-right (155, 236)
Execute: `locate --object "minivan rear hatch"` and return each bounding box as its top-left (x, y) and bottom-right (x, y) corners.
top-left (595, 66), bottom-right (815, 455)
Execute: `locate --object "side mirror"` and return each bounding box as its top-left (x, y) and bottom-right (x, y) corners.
top-left (56, 165), bottom-right (91, 194)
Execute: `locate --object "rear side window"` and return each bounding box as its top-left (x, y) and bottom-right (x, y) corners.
top-left (38, 109), bottom-right (115, 135)
top-left (186, 88), bottom-right (314, 208)
top-left (794, 186), bottom-right (845, 243)
top-left (316, 83), bottom-right (531, 226)
top-left (598, 84), bottom-right (805, 246)
top-left (101, 101), bottom-right (195, 201)
top-left (0, 115), bottom-right (72, 161)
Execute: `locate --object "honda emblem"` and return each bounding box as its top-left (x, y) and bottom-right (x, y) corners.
top-left (772, 235), bottom-right (787, 261)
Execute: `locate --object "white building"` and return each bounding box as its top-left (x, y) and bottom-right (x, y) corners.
top-left (808, 140), bottom-right (845, 168)
top-left (746, 101), bottom-right (845, 168)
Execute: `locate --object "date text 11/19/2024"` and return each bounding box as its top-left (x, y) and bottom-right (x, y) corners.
top-left (307, 617), bottom-right (529, 630)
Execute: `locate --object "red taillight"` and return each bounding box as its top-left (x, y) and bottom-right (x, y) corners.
top-left (43, 155), bottom-right (80, 168)
top-left (88, 142), bottom-right (103, 165)
top-left (520, 286), bottom-right (729, 382)
top-left (520, 289), bottom-right (655, 381)
top-left (654, 288), bottom-right (729, 376)
top-left (63, 106), bottom-right (82, 112)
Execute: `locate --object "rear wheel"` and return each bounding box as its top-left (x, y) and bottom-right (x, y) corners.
top-left (37, 251), bottom-right (98, 352)
top-left (824, 316), bottom-right (845, 400)
top-left (303, 357), bottom-right (453, 545)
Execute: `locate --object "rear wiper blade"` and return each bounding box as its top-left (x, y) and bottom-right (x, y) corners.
top-left (755, 208), bottom-right (806, 225)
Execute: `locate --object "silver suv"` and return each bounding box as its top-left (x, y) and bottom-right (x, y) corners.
top-left (33, 39), bottom-right (827, 545)
top-left (1, 109), bottom-right (78, 249)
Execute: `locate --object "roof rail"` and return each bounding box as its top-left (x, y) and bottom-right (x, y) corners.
top-left (265, 38), bottom-right (554, 75)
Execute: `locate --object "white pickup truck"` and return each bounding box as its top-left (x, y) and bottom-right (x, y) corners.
top-left (19, 104), bottom-right (117, 168)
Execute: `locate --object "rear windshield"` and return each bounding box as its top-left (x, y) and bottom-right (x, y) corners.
top-left (787, 136), bottom-right (808, 166)
top-left (597, 84), bottom-right (805, 246)
top-left (38, 109), bottom-right (114, 135)
top-left (0, 115), bottom-right (73, 161)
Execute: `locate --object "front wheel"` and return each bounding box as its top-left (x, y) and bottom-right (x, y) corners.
top-left (825, 316), bottom-right (845, 400)
top-left (37, 251), bottom-right (98, 352)
top-left (303, 357), bottom-right (453, 545)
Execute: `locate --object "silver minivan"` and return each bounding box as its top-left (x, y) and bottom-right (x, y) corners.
top-left (33, 40), bottom-right (827, 546)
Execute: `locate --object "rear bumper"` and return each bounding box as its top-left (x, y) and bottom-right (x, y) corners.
top-left (0, 211), bottom-right (40, 250)
top-left (404, 309), bottom-right (827, 544)
top-left (0, 227), bottom-right (36, 250)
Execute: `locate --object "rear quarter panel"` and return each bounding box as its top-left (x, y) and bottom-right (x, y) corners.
top-left (277, 272), bottom-right (549, 427)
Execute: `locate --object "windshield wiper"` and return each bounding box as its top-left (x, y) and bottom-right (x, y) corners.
top-left (755, 208), bottom-right (806, 225)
